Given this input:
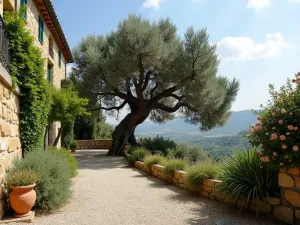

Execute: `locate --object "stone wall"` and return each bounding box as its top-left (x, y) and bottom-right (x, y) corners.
top-left (277, 168), bottom-right (300, 224)
top-left (129, 156), bottom-right (299, 225)
top-left (76, 140), bottom-right (113, 150)
top-left (0, 76), bottom-right (21, 219)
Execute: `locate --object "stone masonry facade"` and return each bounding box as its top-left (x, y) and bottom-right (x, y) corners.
top-left (126, 150), bottom-right (300, 225)
top-left (0, 80), bottom-right (21, 219)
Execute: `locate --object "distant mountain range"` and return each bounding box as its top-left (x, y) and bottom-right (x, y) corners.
top-left (135, 110), bottom-right (257, 136)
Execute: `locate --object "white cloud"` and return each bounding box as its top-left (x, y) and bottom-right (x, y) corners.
top-left (66, 64), bottom-right (73, 77)
top-left (217, 33), bottom-right (290, 62)
top-left (143, 0), bottom-right (164, 9)
top-left (247, 0), bottom-right (271, 10)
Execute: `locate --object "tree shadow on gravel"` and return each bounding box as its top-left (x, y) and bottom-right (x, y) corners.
top-left (75, 150), bottom-right (128, 170)
top-left (130, 168), bottom-right (284, 225)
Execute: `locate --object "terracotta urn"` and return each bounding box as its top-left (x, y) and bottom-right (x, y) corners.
top-left (9, 184), bottom-right (36, 218)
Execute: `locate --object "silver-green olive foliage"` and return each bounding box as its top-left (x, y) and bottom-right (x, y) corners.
top-left (72, 15), bottom-right (239, 131)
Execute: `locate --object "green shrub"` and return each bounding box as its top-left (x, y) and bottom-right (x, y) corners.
top-left (218, 150), bottom-right (279, 212)
top-left (140, 136), bottom-right (176, 156)
top-left (11, 150), bottom-right (72, 212)
top-left (127, 146), bottom-right (136, 155)
top-left (167, 144), bottom-right (188, 159)
top-left (128, 147), bottom-right (150, 167)
top-left (144, 155), bottom-right (167, 167)
top-left (6, 170), bottom-right (39, 187)
top-left (163, 159), bottom-right (188, 174)
top-left (184, 163), bottom-right (220, 189)
top-left (187, 146), bottom-right (209, 164)
top-left (69, 141), bottom-right (78, 150)
top-left (167, 144), bottom-right (209, 164)
top-left (49, 147), bottom-right (78, 177)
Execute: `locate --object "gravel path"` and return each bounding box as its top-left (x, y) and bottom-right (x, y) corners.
top-left (9, 150), bottom-right (283, 225)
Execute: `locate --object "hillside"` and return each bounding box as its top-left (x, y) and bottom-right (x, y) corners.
top-left (135, 110), bottom-right (256, 136)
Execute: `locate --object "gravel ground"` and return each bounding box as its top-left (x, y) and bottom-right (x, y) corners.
top-left (8, 150), bottom-right (284, 225)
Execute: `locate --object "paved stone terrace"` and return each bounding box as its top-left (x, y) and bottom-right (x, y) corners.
top-left (8, 150), bottom-right (283, 225)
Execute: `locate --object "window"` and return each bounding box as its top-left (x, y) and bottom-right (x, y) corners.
top-left (47, 64), bottom-right (52, 83)
top-left (20, 0), bottom-right (28, 20)
top-left (38, 15), bottom-right (44, 44)
top-left (58, 50), bottom-right (62, 68)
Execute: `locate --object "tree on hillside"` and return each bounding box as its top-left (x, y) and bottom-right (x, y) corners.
top-left (72, 15), bottom-right (240, 156)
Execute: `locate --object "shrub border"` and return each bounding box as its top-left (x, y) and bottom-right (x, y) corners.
top-left (124, 152), bottom-right (295, 224)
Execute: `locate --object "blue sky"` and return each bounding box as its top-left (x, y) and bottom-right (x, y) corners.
top-left (52, 0), bottom-right (300, 122)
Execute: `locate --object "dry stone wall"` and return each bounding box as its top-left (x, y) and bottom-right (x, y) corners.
top-left (76, 140), bottom-right (113, 150)
top-left (0, 79), bottom-right (21, 219)
top-left (129, 155), bottom-right (300, 225)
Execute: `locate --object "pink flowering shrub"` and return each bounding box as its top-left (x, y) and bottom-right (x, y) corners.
top-left (248, 73), bottom-right (300, 169)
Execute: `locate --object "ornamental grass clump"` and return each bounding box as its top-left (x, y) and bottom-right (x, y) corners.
top-left (163, 159), bottom-right (188, 174)
top-left (11, 150), bottom-right (72, 212)
top-left (184, 163), bottom-right (220, 189)
top-left (6, 170), bottom-right (39, 187)
top-left (248, 73), bottom-right (300, 169)
top-left (218, 150), bottom-right (278, 212)
top-left (144, 155), bottom-right (167, 167)
top-left (128, 147), bottom-right (150, 167)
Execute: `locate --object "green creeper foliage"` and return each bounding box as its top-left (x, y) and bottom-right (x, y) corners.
top-left (5, 10), bottom-right (51, 153)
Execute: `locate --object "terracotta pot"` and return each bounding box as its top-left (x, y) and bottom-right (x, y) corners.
top-left (9, 184), bottom-right (36, 218)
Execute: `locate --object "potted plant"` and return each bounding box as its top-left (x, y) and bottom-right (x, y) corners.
top-left (69, 141), bottom-right (78, 153)
top-left (6, 170), bottom-right (39, 218)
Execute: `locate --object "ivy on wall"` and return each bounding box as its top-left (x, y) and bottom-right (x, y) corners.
top-left (4, 10), bottom-right (51, 153)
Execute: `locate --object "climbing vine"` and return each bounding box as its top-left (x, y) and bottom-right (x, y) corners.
top-left (4, 10), bottom-right (51, 153)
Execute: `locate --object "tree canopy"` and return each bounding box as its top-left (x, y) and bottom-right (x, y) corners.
top-left (72, 15), bottom-right (240, 155)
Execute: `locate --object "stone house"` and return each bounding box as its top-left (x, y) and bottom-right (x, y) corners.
top-left (0, 0), bottom-right (72, 219)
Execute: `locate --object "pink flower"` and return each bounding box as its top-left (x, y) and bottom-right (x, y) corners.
top-left (286, 132), bottom-right (290, 136)
top-left (294, 127), bottom-right (298, 131)
top-left (261, 156), bottom-right (270, 163)
top-left (292, 79), bottom-right (297, 83)
top-left (279, 120), bottom-right (283, 125)
top-left (293, 146), bottom-right (299, 152)
top-left (288, 125), bottom-right (294, 131)
top-left (281, 109), bottom-right (287, 114)
top-left (282, 145), bottom-right (287, 149)
top-left (271, 134), bottom-right (278, 140)
top-left (273, 152), bottom-right (278, 156)
top-left (297, 72), bottom-right (300, 76)
top-left (280, 135), bottom-right (286, 141)
top-left (256, 126), bottom-right (261, 131)
top-left (280, 163), bottom-right (284, 166)
top-left (257, 115), bottom-right (261, 121)
top-left (255, 122), bottom-right (261, 126)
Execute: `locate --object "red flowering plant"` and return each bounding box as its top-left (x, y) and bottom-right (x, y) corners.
top-left (248, 73), bottom-right (300, 169)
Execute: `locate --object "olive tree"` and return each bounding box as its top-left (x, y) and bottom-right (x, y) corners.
top-left (72, 15), bottom-right (239, 156)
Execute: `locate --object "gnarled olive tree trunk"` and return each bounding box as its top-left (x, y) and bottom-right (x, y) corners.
top-left (107, 110), bottom-right (149, 156)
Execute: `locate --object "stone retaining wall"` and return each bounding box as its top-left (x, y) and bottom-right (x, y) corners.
top-left (76, 140), bottom-right (113, 150)
top-left (0, 77), bottom-right (21, 219)
top-left (130, 157), bottom-right (299, 225)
